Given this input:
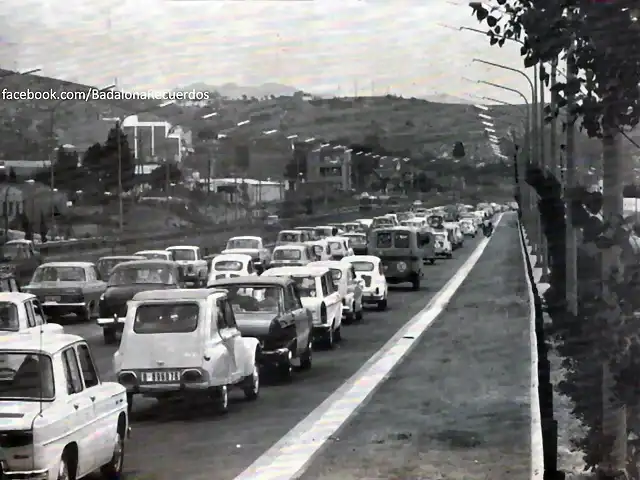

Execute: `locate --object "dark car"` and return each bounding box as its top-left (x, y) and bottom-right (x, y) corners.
top-left (96, 260), bottom-right (182, 344)
top-left (207, 276), bottom-right (313, 379)
top-left (343, 232), bottom-right (368, 255)
top-left (0, 239), bottom-right (43, 287)
top-left (96, 255), bottom-right (145, 280)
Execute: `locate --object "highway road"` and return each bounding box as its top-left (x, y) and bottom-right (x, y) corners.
top-left (62, 231), bottom-right (490, 480)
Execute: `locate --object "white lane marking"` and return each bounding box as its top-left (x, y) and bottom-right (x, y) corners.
top-left (518, 224), bottom-right (544, 480)
top-left (234, 214), bottom-right (505, 480)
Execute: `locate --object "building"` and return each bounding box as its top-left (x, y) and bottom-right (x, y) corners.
top-left (305, 144), bottom-right (352, 191)
top-left (121, 116), bottom-right (186, 173)
top-left (204, 178), bottom-right (286, 205)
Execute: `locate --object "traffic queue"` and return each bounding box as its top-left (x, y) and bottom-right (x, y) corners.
top-left (0, 201), bottom-right (507, 480)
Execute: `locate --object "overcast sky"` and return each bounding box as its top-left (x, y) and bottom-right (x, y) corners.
top-left (0, 0), bottom-right (541, 104)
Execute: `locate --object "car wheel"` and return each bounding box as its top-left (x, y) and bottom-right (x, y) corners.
top-left (334, 325), bottom-right (342, 342)
top-left (411, 274), bottom-right (421, 291)
top-left (355, 306), bottom-right (363, 322)
top-left (344, 309), bottom-right (355, 324)
top-left (325, 324), bottom-right (335, 349)
top-left (300, 339), bottom-right (312, 370)
top-left (243, 362), bottom-right (260, 400)
top-left (57, 456), bottom-right (70, 480)
top-left (213, 385), bottom-right (229, 414)
top-left (279, 351), bottom-right (293, 381)
top-left (103, 328), bottom-right (117, 345)
top-left (78, 304), bottom-right (91, 322)
top-left (428, 258), bottom-right (435, 265)
top-left (377, 298), bottom-right (388, 311)
top-left (126, 393), bottom-right (134, 415)
top-left (100, 428), bottom-right (125, 479)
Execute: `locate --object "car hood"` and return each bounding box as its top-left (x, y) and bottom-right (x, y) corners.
top-left (233, 312), bottom-right (276, 337)
top-left (0, 401), bottom-right (52, 430)
top-left (104, 284), bottom-right (175, 303)
top-left (221, 248), bottom-right (260, 256)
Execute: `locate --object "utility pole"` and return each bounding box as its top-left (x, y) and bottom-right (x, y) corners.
top-left (116, 120), bottom-right (123, 232)
top-left (549, 59), bottom-right (559, 180)
top-left (565, 50), bottom-right (578, 316)
top-left (539, 64), bottom-right (549, 282)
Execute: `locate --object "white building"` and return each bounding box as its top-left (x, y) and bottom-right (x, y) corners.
top-left (201, 178), bottom-right (286, 205)
top-left (122, 116), bottom-right (186, 172)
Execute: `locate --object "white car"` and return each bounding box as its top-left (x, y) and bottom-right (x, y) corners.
top-left (459, 218), bottom-right (477, 237)
top-left (313, 225), bottom-right (339, 239)
top-left (165, 245), bottom-right (208, 286)
top-left (308, 261), bottom-right (364, 323)
top-left (433, 230), bottom-right (453, 258)
top-left (0, 333), bottom-right (129, 480)
top-left (270, 244), bottom-right (316, 268)
top-left (222, 236), bottom-right (271, 272)
top-left (306, 239), bottom-right (332, 261)
top-left (355, 219), bottom-right (373, 229)
top-left (208, 253), bottom-right (258, 284)
top-left (0, 292), bottom-right (63, 334)
top-left (325, 236), bottom-right (354, 260)
top-left (342, 255), bottom-right (388, 310)
top-left (114, 289), bottom-right (261, 413)
top-left (134, 250), bottom-right (173, 261)
top-left (262, 266), bottom-right (343, 348)
top-left (276, 230), bottom-right (310, 246)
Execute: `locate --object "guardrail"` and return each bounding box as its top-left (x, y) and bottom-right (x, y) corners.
top-left (43, 205), bottom-right (401, 262)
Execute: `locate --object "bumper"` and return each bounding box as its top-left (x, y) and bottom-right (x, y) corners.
top-left (363, 292), bottom-right (384, 303)
top-left (42, 302), bottom-right (86, 313)
top-left (260, 347), bottom-right (292, 365)
top-left (96, 317), bottom-right (125, 328)
top-left (2, 468), bottom-right (48, 480)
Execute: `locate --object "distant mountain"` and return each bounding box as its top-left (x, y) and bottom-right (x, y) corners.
top-left (176, 82), bottom-right (300, 99)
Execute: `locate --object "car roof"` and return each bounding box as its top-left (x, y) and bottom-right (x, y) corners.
top-left (325, 236), bottom-right (347, 241)
top-left (371, 226), bottom-right (414, 232)
top-left (308, 261), bottom-right (350, 271)
top-left (343, 255), bottom-right (380, 263)
top-left (213, 253), bottom-right (252, 262)
top-left (6, 239), bottom-right (32, 244)
top-left (274, 243), bottom-right (306, 250)
top-left (208, 276), bottom-right (291, 287)
top-left (0, 332), bottom-right (87, 355)
top-left (39, 262), bottom-right (94, 268)
top-left (166, 245), bottom-right (198, 250)
top-left (228, 236), bottom-right (261, 241)
top-left (133, 289), bottom-right (227, 302)
top-left (134, 250), bottom-right (170, 254)
top-left (262, 266), bottom-right (329, 277)
top-left (98, 255), bottom-right (144, 260)
top-left (113, 259), bottom-right (176, 269)
top-left (0, 292), bottom-right (36, 303)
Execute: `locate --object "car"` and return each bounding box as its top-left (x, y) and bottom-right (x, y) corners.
top-left (97, 260), bottom-right (183, 344)
top-left (198, 277), bottom-right (313, 379)
top-left (325, 236), bottom-right (354, 260)
top-left (0, 239), bottom-right (43, 287)
top-left (270, 244), bottom-right (316, 268)
top-left (114, 289), bottom-right (261, 412)
top-left (222, 236), bottom-right (272, 272)
top-left (0, 272), bottom-right (20, 292)
top-left (0, 333), bottom-right (129, 480)
top-left (355, 219), bottom-right (373, 230)
top-left (0, 292), bottom-right (63, 334)
top-left (308, 260), bottom-right (364, 323)
top-left (340, 222), bottom-right (362, 233)
top-left (208, 253), bottom-right (258, 283)
top-left (165, 245), bottom-right (208, 287)
top-left (313, 225), bottom-right (339, 239)
top-left (368, 227), bottom-right (430, 290)
top-left (262, 266), bottom-right (343, 348)
top-left (397, 212), bottom-right (415, 222)
top-left (23, 262), bottom-right (107, 321)
top-left (459, 218), bottom-right (477, 237)
top-left (342, 232), bottom-right (368, 255)
top-left (306, 239), bottom-right (332, 261)
top-left (433, 230), bottom-right (453, 258)
top-left (294, 226), bottom-right (319, 240)
top-left (371, 216), bottom-right (395, 230)
top-left (342, 255), bottom-right (388, 310)
top-left (276, 229), bottom-right (311, 246)
top-left (96, 255), bottom-right (145, 280)
top-left (133, 250), bottom-right (174, 261)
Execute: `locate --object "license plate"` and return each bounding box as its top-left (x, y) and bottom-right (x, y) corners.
top-left (142, 370), bottom-right (181, 383)
top-left (45, 296), bottom-right (60, 302)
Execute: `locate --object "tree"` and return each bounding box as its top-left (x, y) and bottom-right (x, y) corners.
top-left (82, 142), bottom-right (105, 185)
top-left (148, 162), bottom-right (182, 190)
top-left (7, 168), bottom-right (16, 184)
top-left (99, 124), bottom-right (135, 192)
top-left (54, 146), bottom-right (80, 191)
top-left (452, 141), bottom-right (466, 159)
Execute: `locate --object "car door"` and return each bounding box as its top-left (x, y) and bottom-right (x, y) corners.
top-left (76, 342), bottom-right (120, 466)
top-left (61, 347), bottom-right (100, 476)
top-left (24, 299), bottom-right (45, 331)
top-left (285, 284), bottom-right (309, 356)
top-left (205, 300), bottom-right (234, 383)
top-left (322, 273), bottom-right (342, 328)
top-left (84, 266), bottom-right (106, 302)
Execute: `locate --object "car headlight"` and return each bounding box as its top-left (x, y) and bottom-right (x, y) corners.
top-left (396, 261), bottom-right (407, 272)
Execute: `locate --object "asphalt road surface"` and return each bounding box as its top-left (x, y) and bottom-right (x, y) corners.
top-left (299, 213), bottom-right (531, 480)
top-left (64, 232), bottom-right (487, 480)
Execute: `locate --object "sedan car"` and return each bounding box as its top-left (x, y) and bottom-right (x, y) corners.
top-left (308, 260), bottom-right (363, 323)
top-left (96, 255), bottom-right (145, 280)
top-left (207, 253), bottom-right (258, 284)
top-left (207, 276), bottom-right (313, 379)
top-left (22, 262), bottom-right (106, 321)
top-left (269, 244), bottom-right (316, 268)
top-left (0, 292), bottom-right (63, 334)
top-left (134, 250), bottom-right (174, 261)
top-left (342, 232), bottom-right (368, 255)
top-left (342, 255), bottom-right (388, 310)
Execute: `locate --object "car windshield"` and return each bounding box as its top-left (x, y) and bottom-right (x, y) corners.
top-left (328, 241), bottom-right (343, 251)
top-left (170, 249), bottom-right (195, 261)
top-left (2, 243), bottom-right (30, 261)
top-left (133, 303), bottom-right (199, 334)
top-left (214, 260), bottom-right (243, 271)
top-left (291, 276), bottom-right (317, 297)
top-left (0, 353), bottom-right (55, 401)
top-left (372, 218), bottom-right (392, 228)
top-left (427, 216), bottom-right (444, 228)
top-left (347, 236), bottom-right (366, 245)
top-left (227, 239), bottom-right (260, 249)
top-left (97, 258), bottom-right (132, 277)
top-left (136, 252), bottom-right (170, 260)
top-left (350, 261), bottom-right (375, 272)
top-left (0, 303), bottom-right (19, 331)
top-left (278, 232), bottom-right (301, 243)
top-left (397, 213), bottom-right (412, 221)
top-left (314, 228), bottom-right (331, 237)
top-left (109, 266), bottom-right (174, 286)
top-left (273, 249), bottom-right (301, 260)
top-left (32, 266), bottom-right (85, 282)
top-left (224, 285), bottom-right (283, 314)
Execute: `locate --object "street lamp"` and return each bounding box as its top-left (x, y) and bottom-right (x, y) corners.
top-left (102, 99), bottom-right (175, 232)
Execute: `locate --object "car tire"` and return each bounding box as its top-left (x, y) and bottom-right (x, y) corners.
top-left (57, 455), bottom-right (70, 480)
top-left (325, 323), bottom-right (335, 349)
top-left (377, 298), bottom-right (388, 311)
top-left (334, 325), bottom-right (342, 342)
top-left (213, 385), bottom-right (229, 414)
top-left (100, 428), bottom-right (125, 479)
top-left (78, 304), bottom-right (91, 322)
top-left (300, 340), bottom-right (312, 370)
top-left (126, 393), bottom-right (134, 415)
top-left (243, 362), bottom-right (260, 400)
top-left (428, 258), bottom-right (435, 265)
top-left (279, 356), bottom-right (293, 381)
top-left (355, 307), bottom-right (363, 322)
top-left (103, 328), bottom-right (117, 345)
top-left (411, 274), bottom-right (421, 291)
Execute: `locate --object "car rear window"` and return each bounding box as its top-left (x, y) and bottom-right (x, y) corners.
top-left (273, 249), bottom-right (302, 260)
top-left (214, 260), bottom-right (243, 271)
top-left (133, 303), bottom-right (199, 334)
top-left (376, 232), bottom-right (393, 248)
top-left (394, 232), bottom-right (411, 248)
top-left (349, 261), bottom-right (374, 272)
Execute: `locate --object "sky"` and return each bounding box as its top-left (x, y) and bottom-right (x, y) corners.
top-left (0, 0), bottom-right (542, 105)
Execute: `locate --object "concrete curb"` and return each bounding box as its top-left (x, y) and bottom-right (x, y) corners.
top-left (518, 221), bottom-right (545, 480)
